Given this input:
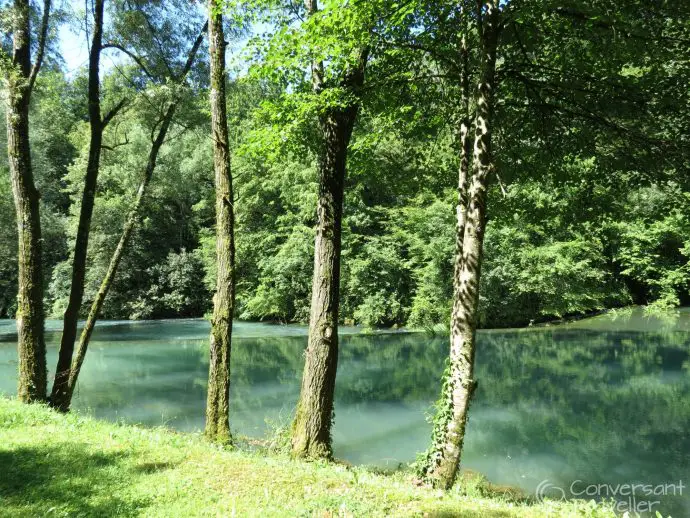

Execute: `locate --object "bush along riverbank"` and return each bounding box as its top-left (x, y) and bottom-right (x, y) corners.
top-left (0, 398), bottom-right (619, 517)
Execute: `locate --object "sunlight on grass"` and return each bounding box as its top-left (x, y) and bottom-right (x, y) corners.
top-left (0, 398), bottom-right (616, 517)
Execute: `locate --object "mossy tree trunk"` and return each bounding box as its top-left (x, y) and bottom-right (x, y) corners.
top-left (421, 0), bottom-right (501, 490)
top-left (50, 0), bottom-right (112, 411)
top-left (205, 0), bottom-right (236, 444)
top-left (290, 107), bottom-right (359, 459)
top-left (291, 0), bottom-right (368, 459)
top-left (56, 23), bottom-right (207, 412)
top-left (4, 0), bottom-right (51, 403)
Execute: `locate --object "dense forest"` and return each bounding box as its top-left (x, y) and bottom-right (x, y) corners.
top-left (1, 0), bottom-right (688, 495)
top-left (2, 1), bottom-right (688, 331)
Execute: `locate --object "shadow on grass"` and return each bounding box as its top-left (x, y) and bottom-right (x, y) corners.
top-left (0, 444), bottom-right (154, 517)
top-left (132, 460), bottom-right (176, 474)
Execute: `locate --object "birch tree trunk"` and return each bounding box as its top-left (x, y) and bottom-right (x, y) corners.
top-left (4, 0), bottom-right (51, 403)
top-left (455, 33), bottom-right (474, 275)
top-left (421, 0), bottom-right (501, 490)
top-left (205, 0), bottom-right (236, 444)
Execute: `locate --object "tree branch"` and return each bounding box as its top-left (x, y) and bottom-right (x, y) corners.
top-left (28, 0), bottom-right (52, 92)
top-left (140, 8), bottom-right (176, 79)
top-left (175, 20), bottom-right (209, 82)
top-left (554, 6), bottom-right (690, 45)
top-left (102, 43), bottom-right (156, 81)
top-left (102, 98), bottom-right (128, 128)
top-left (101, 134), bottom-right (129, 151)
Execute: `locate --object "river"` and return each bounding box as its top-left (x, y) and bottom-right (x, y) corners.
top-left (1, 307), bottom-right (688, 515)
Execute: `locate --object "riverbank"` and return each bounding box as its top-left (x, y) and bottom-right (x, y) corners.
top-left (0, 305), bottom-right (662, 340)
top-left (0, 398), bottom-right (614, 517)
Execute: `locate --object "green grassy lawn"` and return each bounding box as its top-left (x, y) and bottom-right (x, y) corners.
top-left (0, 398), bottom-right (614, 517)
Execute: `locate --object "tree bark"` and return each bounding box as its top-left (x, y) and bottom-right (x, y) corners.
top-left (4, 0), bottom-right (51, 403)
top-left (455, 33), bottom-right (474, 275)
top-left (60, 23), bottom-right (207, 411)
top-left (290, 0), bottom-right (368, 457)
top-left (50, 0), bottom-right (106, 410)
top-left (422, 0), bottom-right (500, 490)
top-left (290, 107), bottom-right (360, 459)
top-left (205, 0), bottom-right (235, 444)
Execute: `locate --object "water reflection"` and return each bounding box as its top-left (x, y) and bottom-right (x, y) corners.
top-left (0, 308), bottom-right (688, 515)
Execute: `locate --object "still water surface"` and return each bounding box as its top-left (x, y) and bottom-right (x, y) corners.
top-left (1, 308), bottom-right (689, 515)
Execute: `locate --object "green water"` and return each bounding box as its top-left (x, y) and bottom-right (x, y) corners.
top-left (1, 308), bottom-right (689, 515)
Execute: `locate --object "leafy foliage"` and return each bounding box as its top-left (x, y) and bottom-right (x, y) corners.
top-left (0, 0), bottom-right (688, 329)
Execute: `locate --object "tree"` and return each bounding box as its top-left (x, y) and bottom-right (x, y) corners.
top-left (1, 0), bottom-right (52, 402)
top-left (205, 0), bottom-right (236, 444)
top-left (290, 0), bottom-right (369, 460)
top-left (50, 0), bottom-right (127, 410)
top-left (59, 19), bottom-right (208, 411)
top-left (415, 0), bottom-right (690, 489)
top-left (419, 0), bottom-right (500, 489)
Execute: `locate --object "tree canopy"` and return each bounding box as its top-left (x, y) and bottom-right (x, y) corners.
top-left (0, 0), bottom-right (686, 331)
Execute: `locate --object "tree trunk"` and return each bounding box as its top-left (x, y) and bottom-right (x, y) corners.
top-left (63, 106), bottom-right (174, 407)
top-left (205, 0), bottom-right (235, 444)
top-left (57, 23), bottom-right (207, 411)
top-left (50, 0), bottom-right (105, 410)
top-left (421, 1), bottom-right (500, 490)
top-left (454, 33), bottom-right (474, 275)
top-left (291, 30), bottom-right (368, 456)
top-left (4, 0), bottom-right (51, 403)
top-left (290, 108), bottom-right (359, 458)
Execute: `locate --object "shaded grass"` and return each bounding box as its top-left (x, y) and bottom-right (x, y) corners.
top-left (0, 398), bottom-right (614, 517)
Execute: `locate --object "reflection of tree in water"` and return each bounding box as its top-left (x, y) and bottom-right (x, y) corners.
top-left (70, 332), bottom-right (449, 421)
top-left (66, 324), bottom-right (690, 513)
top-left (71, 339), bottom-right (209, 416)
top-left (471, 328), bottom-right (690, 502)
top-left (229, 333), bottom-right (448, 411)
top-left (335, 334), bottom-right (447, 403)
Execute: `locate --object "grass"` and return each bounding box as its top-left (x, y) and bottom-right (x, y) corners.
top-left (0, 398), bottom-right (616, 517)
